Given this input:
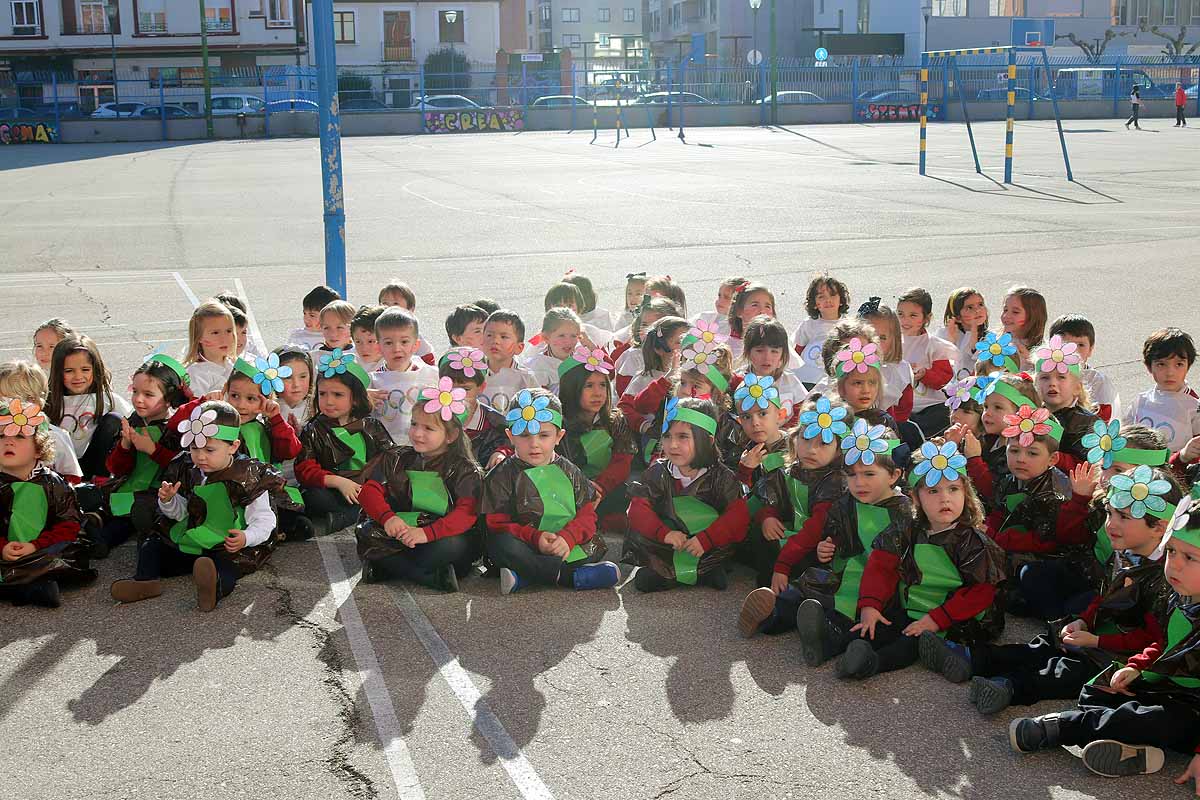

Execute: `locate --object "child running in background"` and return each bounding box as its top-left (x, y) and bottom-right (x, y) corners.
top-left (182, 300), bottom-right (237, 396)
top-left (480, 310), bottom-right (539, 414)
top-left (897, 287), bottom-right (958, 437)
top-left (32, 318), bottom-right (75, 373)
top-left (1049, 314), bottom-right (1120, 422)
top-left (288, 285), bottom-right (339, 351)
top-left (45, 334), bottom-right (131, 481)
top-left (793, 274), bottom-right (850, 388)
top-left (691, 275), bottom-right (745, 339)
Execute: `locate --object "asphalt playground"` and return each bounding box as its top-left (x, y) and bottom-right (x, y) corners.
top-left (2, 117), bottom-right (1200, 800)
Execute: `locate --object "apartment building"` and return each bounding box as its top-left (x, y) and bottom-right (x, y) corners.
top-left (527, 0), bottom-right (644, 75)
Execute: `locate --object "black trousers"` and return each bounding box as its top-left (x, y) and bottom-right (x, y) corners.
top-left (367, 533), bottom-right (481, 588)
top-left (1058, 684), bottom-right (1200, 754)
top-left (78, 413), bottom-right (122, 481)
top-left (970, 634), bottom-right (1096, 706)
top-left (302, 486), bottom-right (362, 532)
top-left (825, 601), bottom-right (922, 673)
top-left (1016, 559), bottom-right (1096, 621)
top-left (1126, 104), bottom-right (1141, 127)
top-left (738, 527), bottom-right (783, 588)
top-left (134, 535), bottom-right (237, 599)
top-left (1177, 105), bottom-right (1187, 125)
top-left (485, 532), bottom-right (597, 587)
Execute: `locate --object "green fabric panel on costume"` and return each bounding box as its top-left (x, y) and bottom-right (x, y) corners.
top-left (332, 427), bottom-right (367, 472)
top-left (904, 543), bottom-right (964, 623)
top-left (566, 545), bottom-right (587, 562)
top-left (8, 482), bottom-right (48, 544)
top-left (672, 495), bottom-right (721, 586)
top-left (240, 420), bottom-right (271, 464)
top-left (578, 430), bottom-right (614, 479)
top-left (853, 502), bottom-right (890, 550)
top-left (761, 452), bottom-right (786, 473)
top-left (169, 481), bottom-right (246, 555)
top-left (1094, 525), bottom-right (1114, 567)
top-left (110, 426), bottom-right (165, 516)
top-left (833, 502), bottom-right (892, 619)
top-left (1004, 492), bottom-right (1027, 513)
top-left (643, 437), bottom-right (658, 465)
top-left (782, 476), bottom-right (811, 540)
top-left (395, 512), bottom-right (422, 526)
top-left (285, 485), bottom-right (304, 506)
top-left (406, 470), bottom-right (450, 516)
top-left (524, 465), bottom-right (577, 534)
top-left (1141, 610), bottom-right (1200, 688)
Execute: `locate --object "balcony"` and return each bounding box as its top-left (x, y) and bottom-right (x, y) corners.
top-left (382, 38), bottom-right (415, 62)
top-left (11, 23), bottom-right (42, 35)
top-left (62, 21), bottom-right (110, 34)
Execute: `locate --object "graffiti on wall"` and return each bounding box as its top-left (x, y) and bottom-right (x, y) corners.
top-left (856, 103), bottom-right (944, 123)
top-left (425, 109), bottom-right (524, 133)
top-left (0, 121), bottom-right (58, 144)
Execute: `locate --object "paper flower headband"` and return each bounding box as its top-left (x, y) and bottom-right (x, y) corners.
top-left (680, 339), bottom-right (730, 393)
top-left (975, 332), bottom-right (1019, 372)
top-left (1166, 502), bottom-right (1200, 549)
top-left (1083, 419), bottom-right (1169, 470)
top-left (420, 377), bottom-right (469, 423)
top-left (444, 348), bottom-right (489, 379)
top-left (1033, 335), bottom-right (1082, 377)
top-left (834, 338), bottom-right (880, 377)
top-left (0, 399), bottom-right (47, 437)
top-left (910, 441), bottom-right (968, 488)
top-left (662, 397), bottom-right (718, 436)
top-left (840, 418), bottom-right (899, 466)
top-left (1107, 464), bottom-right (1175, 521)
top-left (317, 349), bottom-right (371, 390)
top-left (557, 345), bottom-right (613, 379)
top-left (178, 405), bottom-right (240, 449)
top-left (943, 376), bottom-right (978, 411)
top-left (733, 373), bottom-right (779, 412)
top-left (799, 397), bottom-right (849, 443)
top-left (1001, 404), bottom-right (1063, 446)
top-left (505, 390), bottom-right (563, 435)
top-left (235, 354), bottom-right (293, 397)
top-left (144, 353), bottom-right (191, 385)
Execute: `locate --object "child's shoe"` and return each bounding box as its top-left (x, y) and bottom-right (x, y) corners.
top-left (835, 639), bottom-right (879, 680)
top-left (193, 557), bottom-right (219, 612)
top-left (918, 631), bottom-right (972, 683)
top-left (434, 565), bottom-right (460, 594)
top-left (288, 515), bottom-right (316, 542)
top-left (701, 566), bottom-right (728, 591)
top-left (500, 568), bottom-right (525, 595)
top-left (795, 599), bottom-right (842, 667)
top-left (970, 676), bottom-right (1014, 714)
top-left (572, 561), bottom-right (620, 590)
top-left (1008, 714), bottom-right (1061, 753)
top-left (738, 588), bottom-right (776, 638)
top-left (24, 579), bottom-right (61, 608)
top-left (111, 578), bottom-right (163, 604)
top-left (360, 559), bottom-right (380, 584)
top-left (1081, 740), bottom-right (1165, 777)
top-left (633, 567), bottom-right (672, 593)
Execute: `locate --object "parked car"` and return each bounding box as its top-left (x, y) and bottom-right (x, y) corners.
top-left (633, 91), bottom-right (713, 105)
top-left (861, 90), bottom-right (921, 106)
top-left (975, 87), bottom-right (1046, 102)
top-left (136, 104), bottom-right (193, 118)
top-left (530, 95), bottom-right (590, 108)
top-left (340, 97), bottom-right (389, 112)
top-left (410, 94), bottom-right (482, 110)
top-left (24, 100), bottom-right (83, 118)
top-left (755, 91), bottom-right (826, 104)
top-left (207, 94), bottom-right (266, 115)
top-left (90, 102), bottom-right (147, 118)
top-left (0, 106), bottom-right (38, 119)
top-left (266, 99), bottom-right (319, 113)
top-left (1052, 67), bottom-right (1173, 100)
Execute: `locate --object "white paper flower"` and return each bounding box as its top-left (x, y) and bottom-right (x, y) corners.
top-left (178, 407), bottom-right (220, 449)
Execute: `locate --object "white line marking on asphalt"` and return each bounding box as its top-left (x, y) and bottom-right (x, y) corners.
top-left (234, 277), bottom-right (268, 357)
top-left (387, 584), bottom-right (556, 800)
top-left (173, 272), bottom-right (200, 308)
top-left (317, 539), bottom-right (426, 800)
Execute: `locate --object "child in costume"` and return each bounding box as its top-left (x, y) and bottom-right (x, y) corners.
top-left (792, 273), bottom-right (850, 388)
top-left (690, 275), bottom-right (745, 339)
top-left (725, 282), bottom-right (775, 362)
top-left (445, 304), bottom-right (488, 348)
top-left (730, 364), bottom-right (790, 493)
top-left (369, 307), bottom-right (438, 447)
top-left (732, 315), bottom-right (805, 423)
top-left (182, 300), bottom-right (237, 396)
top-left (793, 423), bottom-right (913, 666)
top-left (350, 305), bottom-right (385, 373)
top-left (960, 371), bottom-right (1041, 505)
top-left (999, 285), bottom-right (1047, 371)
top-left (481, 389), bottom-right (619, 594)
top-left (275, 346), bottom-right (314, 432)
top-left (618, 312), bottom-right (689, 403)
top-left (856, 300), bottom-right (915, 425)
top-left (834, 440), bottom-right (1006, 681)
top-left (1123, 327), bottom-right (1200, 454)
top-left (626, 397), bottom-right (749, 592)
top-left (45, 334), bottom-right (132, 481)
top-left (481, 310), bottom-right (539, 414)
top-left (440, 347), bottom-right (509, 469)
top-left (613, 297), bottom-right (683, 395)
top-left (923, 464), bottom-right (1182, 715)
top-left (297, 352), bottom-right (395, 535)
top-left (1050, 314), bottom-right (1120, 422)
top-left (737, 397), bottom-right (852, 635)
top-left (897, 287), bottom-right (958, 437)
top-left (1033, 334), bottom-right (1098, 471)
top-left (822, 333), bottom-right (919, 450)
top-left (317, 300), bottom-right (355, 353)
top-left (0, 360), bottom-right (82, 485)
top-left (32, 317), bottom-right (75, 373)
top-left (0, 398), bottom-right (94, 608)
top-left (110, 400), bottom-right (283, 612)
top-left (288, 285), bottom-right (340, 351)
top-left (1008, 496), bottom-right (1200, 789)
top-left (934, 287), bottom-right (989, 382)
top-left (357, 377), bottom-right (483, 592)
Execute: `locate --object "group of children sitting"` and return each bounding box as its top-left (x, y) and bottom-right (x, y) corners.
top-left (7, 272), bottom-right (1200, 788)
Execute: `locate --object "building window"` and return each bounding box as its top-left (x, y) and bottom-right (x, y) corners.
top-left (78, 0), bottom-right (108, 32)
top-left (267, 0), bottom-right (292, 26)
top-left (931, 0), bottom-right (967, 14)
top-left (11, 0), bottom-right (40, 34)
top-left (599, 32), bottom-right (610, 45)
top-left (1192, 0), bottom-right (1200, 22)
top-left (987, 0), bottom-right (1026, 14)
top-left (598, 7), bottom-right (609, 20)
top-left (623, 7), bottom-right (634, 21)
top-left (562, 32), bottom-right (580, 46)
top-left (1164, 0), bottom-right (1177, 23)
top-left (528, 10), bottom-right (532, 24)
top-left (539, 4), bottom-right (551, 22)
top-left (562, 7), bottom-right (580, 22)
top-left (439, 9), bottom-right (464, 42)
top-left (334, 10), bottom-right (354, 42)
top-left (205, 1), bottom-right (234, 31)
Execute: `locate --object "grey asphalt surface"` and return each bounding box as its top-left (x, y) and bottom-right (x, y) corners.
top-left (2, 119), bottom-right (1199, 800)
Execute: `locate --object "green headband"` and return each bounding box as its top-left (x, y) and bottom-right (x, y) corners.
top-left (145, 353), bottom-right (190, 384)
top-left (990, 379), bottom-right (1031, 410)
top-left (1117, 447), bottom-right (1170, 466)
top-left (233, 358), bottom-right (258, 382)
top-left (212, 425), bottom-right (242, 442)
top-left (1035, 358), bottom-right (1082, 377)
top-left (1107, 465), bottom-right (1177, 521)
top-left (664, 400), bottom-right (719, 437)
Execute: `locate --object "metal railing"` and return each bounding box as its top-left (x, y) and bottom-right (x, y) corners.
top-left (382, 39), bottom-right (415, 62)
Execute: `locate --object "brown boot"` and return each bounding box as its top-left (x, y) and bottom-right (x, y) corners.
top-left (110, 578), bottom-right (163, 604)
top-left (193, 557), bottom-right (219, 612)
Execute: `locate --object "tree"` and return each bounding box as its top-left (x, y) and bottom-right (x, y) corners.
top-left (1054, 30), bottom-right (1125, 63)
top-left (1138, 23), bottom-right (1200, 58)
top-left (423, 48), bottom-right (472, 92)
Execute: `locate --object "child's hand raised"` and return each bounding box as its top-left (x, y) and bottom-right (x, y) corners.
top-left (486, 451), bottom-right (507, 470)
top-left (902, 614), bottom-right (939, 637)
top-left (224, 529), bottom-right (247, 552)
top-left (261, 398), bottom-right (280, 419)
top-left (962, 430), bottom-right (982, 459)
top-left (943, 423), bottom-right (966, 445)
top-left (816, 537), bottom-right (836, 563)
top-left (119, 419), bottom-right (134, 450)
top-left (663, 530), bottom-right (688, 550)
top-left (1182, 435), bottom-right (1200, 465)
top-left (851, 606), bottom-right (891, 640)
top-left (129, 426), bottom-right (156, 455)
top-left (761, 517), bottom-right (786, 542)
top-left (1069, 462), bottom-right (1100, 498)
top-left (204, 391), bottom-right (224, 402)
top-left (158, 481), bottom-right (181, 503)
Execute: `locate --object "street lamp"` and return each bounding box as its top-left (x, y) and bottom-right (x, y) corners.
top-left (444, 10), bottom-right (458, 90)
top-left (106, 0), bottom-right (119, 115)
top-left (749, 0), bottom-right (761, 104)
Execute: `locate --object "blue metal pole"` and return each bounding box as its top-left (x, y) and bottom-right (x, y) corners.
top-left (262, 68), bottom-right (270, 138)
top-left (1004, 48), bottom-right (1015, 183)
top-left (312, 0), bottom-right (347, 297)
top-left (950, 58), bottom-right (980, 174)
top-left (1040, 48), bottom-right (1073, 181)
top-left (851, 60), bottom-right (858, 110)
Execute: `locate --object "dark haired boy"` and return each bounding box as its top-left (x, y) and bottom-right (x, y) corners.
top-left (445, 304), bottom-right (488, 349)
top-left (289, 285), bottom-right (340, 351)
top-left (369, 308), bottom-right (437, 446)
top-left (1050, 314), bottom-right (1120, 422)
top-left (351, 305), bottom-right (385, 373)
top-left (481, 310), bottom-right (538, 414)
top-left (1123, 327), bottom-right (1200, 454)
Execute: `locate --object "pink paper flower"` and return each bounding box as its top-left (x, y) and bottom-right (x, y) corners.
top-left (1033, 334), bottom-right (1081, 375)
top-left (571, 345), bottom-right (612, 375)
top-left (420, 377), bottom-right (468, 422)
top-left (1002, 405), bottom-right (1052, 447)
top-left (447, 348), bottom-right (487, 378)
top-left (687, 319), bottom-right (724, 346)
top-left (834, 338), bottom-right (880, 375)
top-left (0, 399), bottom-right (45, 437)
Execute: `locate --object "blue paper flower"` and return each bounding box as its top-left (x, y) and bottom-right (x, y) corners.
top-left (1083, 419), bottom-right (1126, 469)
top-left (1108, 464), bottom-right (1172, 519)
top-left (252, 353), bottom-right (293, 396)
top-left (662, 397), bottom-right (680, 434)
top-left (799, 397), bottom-right (848, 443)
top-left (913, 440), bottom-right (967, 488)
top-left (505, 389), bottom-right (554, 435)
top-left (318, 348), bottom-right (353, 379)
top-left (733, 373), bottom-right (779, 412)
top-left (971, 373), bottom-right (999, 404)
top-left (975, 332), bottom-right (1017, 368)
top-left (840, 418), bottom-right (891, 466)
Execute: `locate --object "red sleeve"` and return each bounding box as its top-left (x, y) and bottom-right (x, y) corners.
top-left (106, 441), bottom-right (136, 477)
top-left (694, 497), bottom-right (749, 551)
top-left (359, 479), bottom-right (393, 524)
top-left (966, 456), bottom-right (993, 502)
top-left (1057, 453), bottom-right (1080, 475)
top-left (631, 376), bottom-right (672, 416)
top-left (1055, 493), bottom-right (1093, 546)
top-left (556, 501), bottom-right (597, 549)
top-left (32, 519), bottom-right (81, 551)
top-left (267, 413), bottom-right (302, 461)
top-left (857, 548), bottom-right (901, 613)
top-left (295, 457), bottom-right (332, 488)
top-left (929, 584), bottom-right (996, 629)
top-left (426, 496), bottom-right (479, 541)
top-left (919, 359), bottom-right (953, 391)
top-left (985, 509), bottom-right (1004, 539)
top-left (888, 385), bottom-right (914, 423)
top-left (628, 497), bottom-right (670, 542)
top-left (609, 340), bottom-right (630, 362)
top-left (736, 462), bottom-right (755, 486)
top-left (991, 526), bottom-right (1058, 554)
top-left (615, 374), bottom-right (632, 397)
top-left (1096, 404), bottom-right (1113, 422)
top-left (773, 502), bottom-right (831, 574)
top-left (421, 352), bottom-right (436, 366)
top-left (595, 452), bottom-right (632, 495)
top-left (1126, 641), bottom-right (1163, 672)
top-left (486, 512), bottom-right (542, 546)
top-left (753, 504), bottom-right (782, 526)
top-left (1078, 595), bottom-right (1102, 629)
top-left (1096, 611), bottom-right (1165, 656)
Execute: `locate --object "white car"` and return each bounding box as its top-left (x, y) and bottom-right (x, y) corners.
top-left (90, 102), bottom-right (147, 118)
top-left (207, 94), bottom-right (266, 115)
top-left (410, 95), bottom-right (482, 110)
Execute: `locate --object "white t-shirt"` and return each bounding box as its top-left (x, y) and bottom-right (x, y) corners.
top-left (902, 332), bottom-right (959, 412)
top-left (522, 349), bottom-right (566, 393)
top-left (933, 325), bottom-right (982, 382)
top-left (369, 361), bottom-right (439, 446)
top-left (480, 363), bottom-right (539, 414)
top-left (1082, 366), bottom-right (1121, 422)
top-left (792, 318), bottom-right (839, 386)
top-left (1123, 385), bottom-right (1200, 452)
top-left (615, 347), bottom-right (645, 384)
top-left (278, 398), bottom-right (311, 432)
top-left (59, 392), bottom-right (133, 457)
top-left (879, 361), bottom-right (916, 414)
top-left (582, 308), bottom-right (615, 332)
top-left (187, 358), bottom-right (233, 397)
top-left (286, 327), bottom-right (325, 351)
top-left (612, 309), bottom-right (635, 332)
top-left (740, 370), bottom-right (805, 419)
top-left (47, 422), bottom-right (82, 479)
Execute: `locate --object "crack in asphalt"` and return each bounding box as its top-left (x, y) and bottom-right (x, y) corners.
top-left (35, 244), bottom-right (154, 349)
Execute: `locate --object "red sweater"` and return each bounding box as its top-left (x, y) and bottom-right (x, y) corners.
top-left (265, 413), bottom-right (302, 462)
top-left (918, 359), bottom-right (954, 392)
top-left (762, 501), bottom-right (833, 574)
top-left (888, 384), bottom-right (914, 424)
top-left (359, 479), bottom-right (479, 541)
top-left (618, 375), bottom-right (671, 434)
top-left (857, 548), bottom-right (996, 629)
top-left (1076, 598), bottom-right (1165, 656)
top-left (486, 502), bottom-right (597, 549)
top-left (627, 491), bottom-right (750, 552)
top-left (106, 440), bottom-right (137, 478)
top-left (985, 491), bottom-right (1092, 554)
top-left (0, 519), bottom-right (79, 552)
top-left (966, 456), bottom-right (994, 501)
top-left (594, 452), bottom-right (633, 495)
